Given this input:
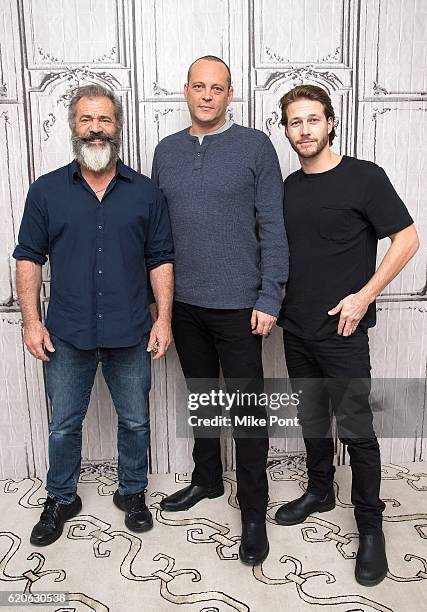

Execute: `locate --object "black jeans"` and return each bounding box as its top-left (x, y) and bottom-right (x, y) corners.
top-left (172, 301), bottom-right (268, 522)
top-left (283, 328), bottom-right (385, 534)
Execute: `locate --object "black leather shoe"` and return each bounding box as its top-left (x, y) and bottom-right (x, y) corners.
top-left (355, 532), bottom-right (388, 586)
top-left (275, 489), bottom-right (335, 526)
top-left (30, 495), bottom-right (82, 546)
top-left (113, 490), bottom-right (153, 532)
top-left (160, 483), bottom-right (224, 512)
top-left (239, 522), bottom-right (269, 565)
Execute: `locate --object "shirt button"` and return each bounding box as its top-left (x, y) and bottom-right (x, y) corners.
top-left (98, 225), bottom-right (103, 230)
top-left (98, 314), bottom-right (102, 318)
top-left (98, 270), bottom-right (102, 274)
top-left (98, 247), bottom-right (102, 252)
top-left (98, 292), bottom-right (102, 296)
top-left (197, 152), bottom-right (201, 156)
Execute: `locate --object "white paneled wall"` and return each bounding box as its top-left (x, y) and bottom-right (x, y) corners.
top-left (0, 0), bottom-right (425, 479)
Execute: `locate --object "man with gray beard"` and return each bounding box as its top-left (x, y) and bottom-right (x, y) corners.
top-left (13, 84), bottom-right (174, 546)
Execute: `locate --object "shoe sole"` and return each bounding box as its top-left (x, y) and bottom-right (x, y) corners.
top-left (30, 497), bottom-right (82, 547)
top-left (124, 517), bottom-right (153, 533)
top-left (239, 543), bottom-right (269, 565)
top-left (113, 493), bottom-right (153, 533)
top-left (355, 565), bottom-right (388, 587)
top-left (160, 488), bottom-right (225, 512)
top-left (275, 501), bottom-right (336, 526)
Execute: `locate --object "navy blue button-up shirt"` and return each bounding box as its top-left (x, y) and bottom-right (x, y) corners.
top-left (13, 159), bottom-right (174, 350)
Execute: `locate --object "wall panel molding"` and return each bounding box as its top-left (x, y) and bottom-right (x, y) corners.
top-left (360, 0), bottom-right (427, 101)
top-left (0, 0), bottom-right (425, 479)
top-left (253, 0), bottom-right (353, 69)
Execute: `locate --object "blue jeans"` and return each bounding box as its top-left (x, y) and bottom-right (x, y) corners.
top-left (45, 334), bottom-right (151, 503)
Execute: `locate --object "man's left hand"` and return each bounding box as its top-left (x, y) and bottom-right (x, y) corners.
top-left (147, 316), bottom-right (172, 359)
top-left (328, 292), bottom-right (370, 336)
top-left (251, 310), bottom-right (277, 336)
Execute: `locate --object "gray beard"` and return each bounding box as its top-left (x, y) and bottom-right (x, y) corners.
top-left (71, 133), bottom-right (121, 172)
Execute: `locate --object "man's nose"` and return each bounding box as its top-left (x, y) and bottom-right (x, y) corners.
top-left (300, 121), bottom-right (311, 134)
top-left (202, 90), bottom-right (212, 100)
top-left (90, 119), bottom-right (103, 132)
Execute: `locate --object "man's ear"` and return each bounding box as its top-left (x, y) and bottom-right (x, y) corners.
top-left (184, 83), bottom-right (189, 99)
top-left (227, 85), bottom-right (234, 106)
top-left (327, 116), bottom-right (333, 134)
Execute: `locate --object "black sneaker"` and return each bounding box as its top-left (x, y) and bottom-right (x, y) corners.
top-left (30, 495), bottom-right (82, 546)
top-left (113, 490), bottom-right (153, 532)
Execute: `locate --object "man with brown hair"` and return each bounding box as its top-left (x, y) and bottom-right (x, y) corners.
top-left (275, 84), bottom-right (419, 585)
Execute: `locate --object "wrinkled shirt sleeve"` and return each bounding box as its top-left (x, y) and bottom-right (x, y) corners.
top-left (145, 187), bottom-right (174, 271)
top-left (13, 181), bottom-right (48, 265)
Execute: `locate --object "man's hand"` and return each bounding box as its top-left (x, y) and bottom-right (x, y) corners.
top-left (147, 316), bottom-right (172, 359)
top-left (251, 310), bottom-right (277, 336)
top-left (23, 320), bottom-right (55, 361)
top-left (328, 292), bottom-right (371, 336)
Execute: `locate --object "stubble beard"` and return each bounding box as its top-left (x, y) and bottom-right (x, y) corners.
top-left (290, 131), bottom-right (330, 160)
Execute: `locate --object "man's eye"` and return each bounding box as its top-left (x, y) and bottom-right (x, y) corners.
top-left (310, 118), bottom-right (319, 123)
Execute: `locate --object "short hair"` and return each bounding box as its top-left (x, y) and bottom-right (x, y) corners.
top-left (68, 84), bottom-right (124, 130)
top-left (279, 84), bottom-right (336, 145)
top-left (187, 55), bottom-right (232, 88)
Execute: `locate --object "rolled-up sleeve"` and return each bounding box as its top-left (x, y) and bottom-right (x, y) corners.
top-left (13, 181), bottom-right (48, 265)
top-left (145, 187), bottom-right (174, 270)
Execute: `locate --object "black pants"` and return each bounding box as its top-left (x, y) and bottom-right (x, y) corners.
top-left (283, 328), bottom-right (385, 534)
top-left (172, 301), bottom-right (268, 522)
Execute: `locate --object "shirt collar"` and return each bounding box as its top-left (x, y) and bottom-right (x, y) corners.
top-left (70, 158), bottom-right (133, 183)
top-left (185, 121), bottom-right (236, 140)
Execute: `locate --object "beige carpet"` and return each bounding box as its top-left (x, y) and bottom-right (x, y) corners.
top-left (1, 457), bottom-right (426, 611)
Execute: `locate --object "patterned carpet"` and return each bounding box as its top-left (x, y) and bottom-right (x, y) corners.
top-left (1, 457), bottom-right (426, 611)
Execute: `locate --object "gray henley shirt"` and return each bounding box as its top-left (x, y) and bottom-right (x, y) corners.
top-left (151, 123), bottom-right (289, 316)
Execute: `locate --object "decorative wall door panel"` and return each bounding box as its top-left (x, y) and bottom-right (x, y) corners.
top-left (350, 0), bottom-right (427, 464)
top-left (253, 0), bottom-right (352, 68)
top-left (0, 314), bottom-right (41, 479)
top-left (359, 0), bottom-right (427, 100)
top-left (0, 0), bottom-right (22, 104)
top-left (22, 0), bottom-right (126, 69)
top-left (369, 301), bottom-right (427, 463)
top-left (0, 0), bottom-right (425, 480)
top-left (136, 0), bottom-right (248, 100)
top-left (358, 102), bottom-right (426, 296)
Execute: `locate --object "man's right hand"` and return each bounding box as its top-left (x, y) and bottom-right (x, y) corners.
top-left (23, 320), bottom-right (55, 361)
top-left (147, 316), bottom-right (172, 360)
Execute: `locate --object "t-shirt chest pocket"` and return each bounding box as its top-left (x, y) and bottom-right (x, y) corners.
top-left (318, 207), bottom-right (352, 242)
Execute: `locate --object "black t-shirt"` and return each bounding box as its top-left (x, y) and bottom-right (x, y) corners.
top-left (277, 155), bottom-right (414, 339)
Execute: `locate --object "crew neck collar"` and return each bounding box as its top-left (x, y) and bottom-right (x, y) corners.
top-left (186, 121), bottom-right (236, 140)
top-left (301, 155), bottom-right (346, 177)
